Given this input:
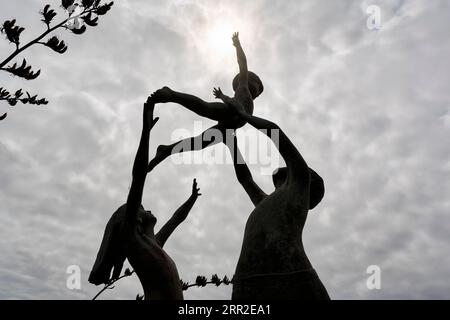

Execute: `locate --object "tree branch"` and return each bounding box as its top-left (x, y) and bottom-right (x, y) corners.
top-left (92, 268), bottom-right (135, 300)
top-left (0, 8), bottom-right (94, 69)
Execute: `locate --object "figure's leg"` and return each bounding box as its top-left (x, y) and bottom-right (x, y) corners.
top-left (151, 87), bottom-right (230, 122)
top-left (148, 124), bottom-right (228, 172)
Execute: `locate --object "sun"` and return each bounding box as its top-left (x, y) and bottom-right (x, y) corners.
top-left (195, 15), bottom-right (253, 67)
top-left (205, 22), bottom-right (235, 58)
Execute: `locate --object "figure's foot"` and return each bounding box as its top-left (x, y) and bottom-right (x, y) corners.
top-left (147, 144), bottom-right (172, 172)
top-left (150, 86), bottom-right (173, 103)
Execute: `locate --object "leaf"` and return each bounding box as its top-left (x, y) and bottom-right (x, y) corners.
top-left (14, 89), bottom-right (23, 98)
top-left (95, 2), bottom-right (114, 15)
top-left (0, 87), bottom-right (10, 98)
top-left (23, 92), bottom-right (48, 105)
top-left (37, 98), bottom-right (49, 105)
top-left (0, 113), bottom-right (6, 121)
top-left (1, 19), bottom-right (25, 45)
top-left (124, 268), bottom-right (132, 276)
top-left (82, 13), bottom-right (98, 27)
top-left (41, 5), bottom-right (57, 26)
top-left (195, 275), bottom-right (208, 287)
top-left (135, 294), bottom-right (144, 300)
top-left (180, 280), bottom-right (190, 291)
top-left (62, 0), bottom-right (75, 9)
top-left (0, 87), bottom-right (48, 109)
top-left (5, 59), bottom-right (41, 80)
top-left (71, 24), bottom-right (86, 35)
top-left (45, 36), bottom-right (68, 54)
top-left (82, 0), bottom-right (95, 8)
top-left (211, 274), bottom-right (221, 286)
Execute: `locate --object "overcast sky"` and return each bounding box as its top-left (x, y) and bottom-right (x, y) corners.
top-left (0, 0), bottom-right (449, 300)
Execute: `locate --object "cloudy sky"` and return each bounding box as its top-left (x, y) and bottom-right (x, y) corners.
top-left (0, 0), bottom-right (449, 300)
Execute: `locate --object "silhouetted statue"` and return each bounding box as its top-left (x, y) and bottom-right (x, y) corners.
top-left (214, 88), bottom-right (330, 300)
top-left (89, 99), bottom-right (201, 300)
top-left (147, 32), bottom-right (263, 172)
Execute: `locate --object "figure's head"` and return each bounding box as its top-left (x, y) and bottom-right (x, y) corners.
top-left (88, 204), bottom-right (157, 286)
top-left (137, 205), bottom-right (157, 235)
top-left (272, 167), bottom-right (325, 210)
top-left (232, 71), bottom-right (264, 99)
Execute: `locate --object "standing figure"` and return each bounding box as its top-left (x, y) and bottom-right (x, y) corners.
top-left (147, 32), bottom-right (263, 172)
top-left (89, 98), bottom-right (201, 300)
top-left (214, 88), bottom-right (330, 300)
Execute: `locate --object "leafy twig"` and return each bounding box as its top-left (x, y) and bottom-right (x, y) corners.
top-left (92, 271), bottom-right (233, 300)
top-left (0, 87), bottom-right (48, 119)
top-left (0, 0), bottom-right (114, 121)
top-left (180, 274), bottom-right (233, 291)
top-left (92, 268), bottom-right (135, 300)
top-left (0, 1), bottom-right (113, 69)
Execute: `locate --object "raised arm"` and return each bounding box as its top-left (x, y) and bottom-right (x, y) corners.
top-left (232, 32), bottom-right (248, 87)
top-left (155, 179), bottom-right (201, 247)
top-left (215, 89), bottom-right (310, 186)
top-left (125, 98), bottom-right (159, 225)
top-left (226, 133), bottom-right (266, 206)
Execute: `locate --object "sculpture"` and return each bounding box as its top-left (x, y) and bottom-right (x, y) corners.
top-left (90, 31), bottom-right (329, 301)
top-left (215, 92), bottom-right (330, 300)
top-left (147, 33), bottom-right (263, 172)
top-left (89, 100), bottom-right (201, 300)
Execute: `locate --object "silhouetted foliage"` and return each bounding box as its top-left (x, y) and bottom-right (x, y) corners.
top-left (82, 13), bottom-right (99, 27)
top-left (1, 19), bottom-right (24, 48)
top-left (135, 294), bottom-right (144, 300)
top-left (178, 274), bottom-right (233, 293)
top-left (0, 0), bottom-right (114, 121)
top-left (44, 36), bottom-right (68, 54)
top-left (195, 275), bottom-right (208, 287)
top-left (0, 87), bottom-right (48, 107)
top-left (181, 274), bottom-right (233, 290)
top-left (41, 5), bottom-right (57, 28)
top-left (92, 268), bottom-right (134, 300)
top-left (4, 59), bottom-right (41, 80)
top-left (92, 270), bottom-right (234, 300)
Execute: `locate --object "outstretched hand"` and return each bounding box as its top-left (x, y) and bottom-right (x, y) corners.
top-left (191, 178), bottom-right (202, 198)
top-left (232, 32), bottom-right (240, 47)
top-left (144, 97), bottom-right (159, 129)
top-left (213, 87), bottom-right (224, 99)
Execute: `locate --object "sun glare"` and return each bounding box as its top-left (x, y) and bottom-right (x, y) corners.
top-left (206, 22), bottom-right (236, 58)
top-left (193, 13), bottom-right (253, 68)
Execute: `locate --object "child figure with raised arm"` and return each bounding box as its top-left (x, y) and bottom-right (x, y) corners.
top-left (147, 32), bottom-right (264, 171)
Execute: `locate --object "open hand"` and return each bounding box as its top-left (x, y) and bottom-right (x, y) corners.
top-left (144, 97), bottom-right (159, 129)
top-left (191, 178), bottom-right (202, 198)
top-left (213, 87), bottom-right (223, 99)
top-left (232, 32), bottom-right (240, 47)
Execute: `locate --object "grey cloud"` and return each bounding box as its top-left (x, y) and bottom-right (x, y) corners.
top-left (0, 0), bottom-right (449, 300)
